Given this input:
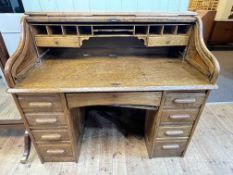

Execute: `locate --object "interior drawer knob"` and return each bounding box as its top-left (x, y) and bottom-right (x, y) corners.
top-left (46, 149), bottom-right (65, 154)
top-left (174, 98), bottom-right (196, 104)
top-left (165, 130), bottom-right (184, 136)
top-left (41, 134), bottom-right (62, 141)
top-left (169, 114), bottom-right (191, 119)
top-left (35, 118), bottom-right (57, 124)
top-left (162, 144), bottom-right (180, 150)
top-left (28, 102), bottom-right (53, 107)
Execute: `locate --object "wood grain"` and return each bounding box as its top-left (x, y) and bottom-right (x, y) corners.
top-left (10, 57), bottom-right (214, 93)
top-left (66, 92), bottom-right (162, 108)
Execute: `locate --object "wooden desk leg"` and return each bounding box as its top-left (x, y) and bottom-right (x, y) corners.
top-left (20, 130), bottom-right (31, 164)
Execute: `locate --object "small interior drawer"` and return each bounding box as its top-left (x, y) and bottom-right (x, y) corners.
top-left (35, 36), bottom-right (81, 48)
top-left (17, 94), bottom-right (63, 112)
top-left (37, 143), bottom-right (74, 162)
top-left (147, 35), bottom-right (189, 47)
top-left (157, 125), bottom-right (192, 139)
top-left (66, 92), bottom-right (162, 108)
top-left (32, 129), bottom-right (70, 142)
top-left (25, 112), bottom-right (67, 128)
top-left (153, 139), bottom-right (187, 157)
top-left (160, 108), bottom-right (199, 124)
top-left (164, 92), bottom-right (206, 109)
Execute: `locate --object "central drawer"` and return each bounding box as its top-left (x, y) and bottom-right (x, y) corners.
top-left (66, 92), bottom-right (162, 108)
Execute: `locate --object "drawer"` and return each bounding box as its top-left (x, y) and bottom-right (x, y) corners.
top-left (25, 112), bottom-right (67, 128)
top-left (160, 108), bottom-right (199, 124)
top-left (66, 92), bottom-right (162, 108)
top-left (157, 125), bottom-right (192, 139)
top-left (153, 139), bottom-right (187, 157)
top-left (147, 35), bottom-right (189, 47)
top-left (18, 94), bottom-right (63, 112)
top-left (32, 129), bottom-right (70, 142)
top-left (35, 36), bottom-right (81, 48)
top-left (37, 143), bottom-right (74, 162)
top-left (164, 92), bottom-right (206, 108)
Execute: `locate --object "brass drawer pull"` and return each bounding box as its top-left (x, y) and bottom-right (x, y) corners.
top-left (46, 149), bottom-right (65, 154)
top-left (35, 118), bottom-right (57, 124)
top-left (169, 114), bottom-right (191, 119)
top-left (174, 98), bottom-right (196, 104)
top-left (41, 134), bottom-right (62, 141)
top-left (162, 144), bottom-right (180, 150)
top-left (28, 102), bottom-right (52, 107)
top-left (165, 130), bottom-right (184, 136)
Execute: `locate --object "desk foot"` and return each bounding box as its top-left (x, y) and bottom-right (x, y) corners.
top-left (20, 130), bottom-right (31, 164)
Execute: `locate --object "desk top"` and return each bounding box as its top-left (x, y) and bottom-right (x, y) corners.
top-left (9, 55), bottom-right (215, 93)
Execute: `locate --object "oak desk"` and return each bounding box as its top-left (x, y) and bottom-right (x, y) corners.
top-left (5, 12), bottom-right (219, 163)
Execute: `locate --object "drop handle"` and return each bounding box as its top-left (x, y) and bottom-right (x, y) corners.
top-left (35, 118), bottom-right (57, 124)
top-left (165, 130), bottom-right (184, 136)
top-left (162, 144), bottom-right (180, 150)
top-left (28, 102), bottom-right (52, 107)
top-left (174, 98), bottom-right (196, 104)
top-left (41, 134), bottom-right (62, 141)
top-left (169, 114), bottom-right (191, 119)
top-left (46, 149), bottom-right (65, 154)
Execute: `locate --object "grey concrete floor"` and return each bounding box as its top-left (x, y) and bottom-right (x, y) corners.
top-left (208, 50), bottom-right (233, 103)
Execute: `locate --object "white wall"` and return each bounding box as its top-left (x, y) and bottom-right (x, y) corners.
top-left (22, 0), bottom-right (189, 13)
top-left (0, 14), bottom-right (23, 81)
top-left (0, 13), bottom-right (23, 56)
top-left (215, 0), bottom-right (233, 20)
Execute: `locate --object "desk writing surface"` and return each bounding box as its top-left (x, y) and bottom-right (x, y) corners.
top-left (11, 55), bottom-right (214, 93)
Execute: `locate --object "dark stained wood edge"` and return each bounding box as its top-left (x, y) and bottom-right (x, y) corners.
top-left (0, 32), bottom-right (9, 71)
top-left (20, 130), bottom-right (31, 164)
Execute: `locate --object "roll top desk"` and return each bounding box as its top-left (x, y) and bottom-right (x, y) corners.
top-left (5, 12), bottom-right (219, 163)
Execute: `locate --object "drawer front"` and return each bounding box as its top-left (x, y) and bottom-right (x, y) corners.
top-left (66, 92), bottom-right (162, 108)
top-left (35, 36), bottom-right (80, 48)
top-left (32, 129), bottom-right (70, 142)
top-left (157, 125), bottom-right (192, 138)
top-left (25, 112), bottom-right (67, 128)
top-left (153, 140), bottom-right (187, 157)
top-left (18, 94), bottom-right (63, 112)
top-left (164, 92), bottom-right (206, 108)
top-left (37, 143), bottom-right (74, 162)
top-left (160, 109), bottom-right (199, 124)
top-left (148, 35), bottom-right (189, 47)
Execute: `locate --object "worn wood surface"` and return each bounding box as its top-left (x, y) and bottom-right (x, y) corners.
top-left (9, 57), bottom-right (214, 93)
top-left (0, 103), bottom-right (232, 174)
top-left (66, 92), bottom-right (162, 108)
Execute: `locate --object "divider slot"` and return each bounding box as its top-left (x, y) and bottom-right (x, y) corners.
top-left (62, 26), bottom-right (78, 35)
top-left (177, 25), bottom-right (191, 34)
top-left (135, 26), bottom-right (148, 35)
top-left (31, 25), bottom-right (47, 35)
top-left (149, 25), bottom-right (163, 35)
top-left (163, 25), bottom-right (177, 35)
top-left (79, 26), bottom-right (92, 35)
top-left (47, 25), bottom-right (63, 35)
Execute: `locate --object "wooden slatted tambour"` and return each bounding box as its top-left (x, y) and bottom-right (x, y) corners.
top-left (5, 13), bottom-right (219, 163)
